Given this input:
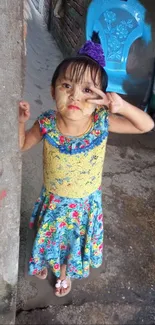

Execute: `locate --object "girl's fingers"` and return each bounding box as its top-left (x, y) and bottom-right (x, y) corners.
top-left (90, 86), bottom-right (105, 98)
top-left (88, 87), bottom-right (110, 106)
top-left (21, 106), bottom-right (28, 111)
top-left (19, 101), bottom-right (26, 107)
top-left (106, 93), bottom-right (115, 105)
top-left (106, 93), bottom-right (113, 101)
top-left (19, 102), bottom-right (29, 111)
top-left (87, 88), bottom-right (119, 107)
top-left (87, 98), bottom-right (109, 106)
top-left (19, 101), bottom-right (26, 106)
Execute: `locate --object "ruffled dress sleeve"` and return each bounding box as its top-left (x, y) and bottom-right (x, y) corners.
top-left (37, 110), bottom-right (56, 136)
top-left (94, 107), bottom-right (109, 133)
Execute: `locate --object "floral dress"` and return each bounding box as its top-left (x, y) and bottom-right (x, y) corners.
top-left (29, 108), bottom-right (109, 279)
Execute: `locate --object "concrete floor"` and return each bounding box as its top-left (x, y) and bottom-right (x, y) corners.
top-left (16, 1), bottom-right (155, 324)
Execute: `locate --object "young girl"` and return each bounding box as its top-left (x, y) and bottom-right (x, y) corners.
top-left (19, 33), bottom-right (154, 297)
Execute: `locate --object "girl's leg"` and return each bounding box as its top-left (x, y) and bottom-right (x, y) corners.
top-left (56, 264), bottom-right (66, 294)
top-left (60, 264), bottom-right (67, 280)
top-left (55, 264), bottom-right (71, 296)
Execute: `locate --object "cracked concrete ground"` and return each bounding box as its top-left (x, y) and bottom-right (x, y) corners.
top-left (16, 1), bottom-right (155, 324)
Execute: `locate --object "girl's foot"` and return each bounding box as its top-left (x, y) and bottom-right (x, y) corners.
top-left (55, 277), bottom-right (71, 297)
top-left (35, 268), bottom-right (48, 280)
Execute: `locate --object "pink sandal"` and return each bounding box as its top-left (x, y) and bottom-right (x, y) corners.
top-left (55, 277), bottom-right (71, 297)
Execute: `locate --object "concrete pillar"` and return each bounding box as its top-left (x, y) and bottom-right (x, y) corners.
top-left (0, 0), bottom-right (23, 324)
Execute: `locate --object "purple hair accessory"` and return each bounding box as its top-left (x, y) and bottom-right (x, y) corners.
top-left (78, 40), bottom-right (106, 67)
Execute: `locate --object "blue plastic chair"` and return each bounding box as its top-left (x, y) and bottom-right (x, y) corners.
top-left (86, 0), bottom-right (152, 95)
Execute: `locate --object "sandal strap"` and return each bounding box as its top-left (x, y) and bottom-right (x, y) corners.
top-left (55, 279), bottom-right (61, 288)
top-left (61, 279), bottom-right (68, 289)
top-left (55, 277), bottom-right (70, 289)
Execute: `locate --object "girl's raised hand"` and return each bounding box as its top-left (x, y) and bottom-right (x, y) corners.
top-left (106, 92), bottom-right (124, 114)
top-left (87, 87), bottom-right (124, 114)
top-left (19, 101), bottom-right (30, 123)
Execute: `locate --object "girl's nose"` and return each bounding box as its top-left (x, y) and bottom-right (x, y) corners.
top-left (69, 86), bottom-right (80, 101)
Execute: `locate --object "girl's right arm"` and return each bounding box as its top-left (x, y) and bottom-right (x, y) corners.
top-left (19, 101), bottom-right (42, 151)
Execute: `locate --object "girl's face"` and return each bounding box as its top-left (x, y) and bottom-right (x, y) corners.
top-left (52, 66), bottom-right (101, 121)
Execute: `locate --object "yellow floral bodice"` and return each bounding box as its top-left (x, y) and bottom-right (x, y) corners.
top-left (38, 109), bottom-right (109, 199)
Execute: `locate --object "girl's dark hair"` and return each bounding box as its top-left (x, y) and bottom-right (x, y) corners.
top-left (51, 55), bottom-right (108, 92)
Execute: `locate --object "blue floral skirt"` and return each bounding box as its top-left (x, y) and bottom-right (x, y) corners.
top-left (29, 186), bottom-right (104, 279)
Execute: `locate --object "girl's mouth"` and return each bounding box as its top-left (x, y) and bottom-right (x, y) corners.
top-left (68, 105), bottom-right (80, 110)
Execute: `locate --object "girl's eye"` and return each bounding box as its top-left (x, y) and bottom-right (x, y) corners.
top-left (83, 88), bottom-right (93, 94)
top-left (62, 83), bottom-right (71, 89)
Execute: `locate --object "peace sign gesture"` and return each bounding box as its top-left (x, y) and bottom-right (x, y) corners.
top-left (87, 87), bottom-right (124, 114)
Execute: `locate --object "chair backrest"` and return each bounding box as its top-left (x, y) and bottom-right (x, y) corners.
top-left (86, 0), bottom-right (151, 71)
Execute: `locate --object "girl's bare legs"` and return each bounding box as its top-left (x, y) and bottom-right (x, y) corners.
top-left (35, 263), bottom-right (71, 296)
top-left (56, 264), bottom-right (67, 294)
top-left (55, 264), bottom-right (72, 297)
top-left (60, 264), bottom-right (67, 280)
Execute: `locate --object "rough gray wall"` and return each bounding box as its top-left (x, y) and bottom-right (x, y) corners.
top-left (0, 0), bottom-right (23, 324)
